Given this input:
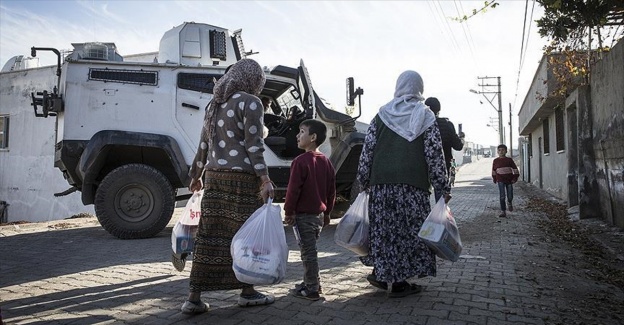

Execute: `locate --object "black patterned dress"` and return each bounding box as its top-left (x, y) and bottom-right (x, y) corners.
top-left (357, 118), bottom-right (449, 284)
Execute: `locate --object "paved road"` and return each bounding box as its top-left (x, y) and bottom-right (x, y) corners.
top-left (1, 157), bottom-right (622, 325)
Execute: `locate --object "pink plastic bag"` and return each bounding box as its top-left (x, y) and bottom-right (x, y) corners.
top-left (171, 190), bottom-right (203, 254)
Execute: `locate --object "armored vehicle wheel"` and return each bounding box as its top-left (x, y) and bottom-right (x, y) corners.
top-left (95, 163), bottom-right (175, 239)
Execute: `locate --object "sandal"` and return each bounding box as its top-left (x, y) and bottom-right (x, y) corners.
top-left (181, 300), bottom-right (209, 314)
top-left (366, 274), bottom-right (388, 290)
top-left (387, 282), bottom-right (423, 298)
top-left (238, 292), bottom-right (275, 307)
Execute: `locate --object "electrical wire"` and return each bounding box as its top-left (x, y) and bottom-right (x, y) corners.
top-left (511, 0), bottom-right (536, 111)
top-left (454, 0), bottom-right (481, 73)
top-left (426, 1), bottom-right (460, 55)
top-left (433, 1), bottom-right (463, 56)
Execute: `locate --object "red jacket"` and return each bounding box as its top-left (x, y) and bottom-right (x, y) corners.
top-left (492, 156), bottom-right (519, 184)
top-left (284, 151), bottom-right (336, 217)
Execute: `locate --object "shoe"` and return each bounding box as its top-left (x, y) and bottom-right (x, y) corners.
top-left (294, 281), bottom-right (323, 294)
top-left (238, 292), bottom-right (275, 307)
top-left (508, 202), bottom-right (514, 212)
top-left (499, 212), bottom-right (506, 218)
top-left (172, 253), bottom-right (188, 272)
top-left (181, 300), bottom-right (209, 314)
top-left (387, 282), bottom-right (423, 298)
top-left (366, 274), bottom-right (388, 290)
top-left (290, 286), bottom-right (321, 301)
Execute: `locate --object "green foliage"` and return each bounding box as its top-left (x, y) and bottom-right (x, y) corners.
top-left (452, 1), bottom-right (500, 22)
top-left (536, 0), bottom-right (623, 98)
top-left (536, 0), bottom-right (622, 43)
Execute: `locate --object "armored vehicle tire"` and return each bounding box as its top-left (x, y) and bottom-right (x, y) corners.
top-left (94, 163), bottom-right (175, 239)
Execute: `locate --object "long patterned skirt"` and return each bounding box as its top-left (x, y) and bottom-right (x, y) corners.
top-left (360, 184), bottom-right (437, 283)
top-left (189, 169), bottom-right (262, 292)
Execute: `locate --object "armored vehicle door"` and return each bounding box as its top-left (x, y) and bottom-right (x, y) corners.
top-left (174, 71), bottom-right (223, 157)
top-left (297, 59), bottom-right (316, 120)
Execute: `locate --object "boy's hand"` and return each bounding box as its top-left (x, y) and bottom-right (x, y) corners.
top-left (323, 214), bottom-right (330, 228)
top-left (284, 215), bottom-right (295, 226)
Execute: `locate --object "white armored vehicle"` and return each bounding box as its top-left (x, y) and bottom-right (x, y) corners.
top-left (31, 22), bottom-right (368, 239)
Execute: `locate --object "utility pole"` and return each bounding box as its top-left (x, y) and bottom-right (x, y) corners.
top-left (469, 76), bottom-right (504, 145)
top-left (497, 77), bottom-right (503, 145)
top-left (509, 103), bottom-right (513, 154)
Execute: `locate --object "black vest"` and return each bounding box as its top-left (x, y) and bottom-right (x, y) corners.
top-left (369, 116), bottom-right (431, 192)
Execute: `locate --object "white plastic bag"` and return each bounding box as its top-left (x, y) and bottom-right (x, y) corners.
top-left (418, 198), bottom-right (463, 261)
top-left (171, 190), bottom-right (203, 254)
top-left (231, 198), bottom-right (288, 285)
top-left (334, 191), bottom-right (369, 256)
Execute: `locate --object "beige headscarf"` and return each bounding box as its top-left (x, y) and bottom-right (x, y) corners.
top-left (204, 58), bottom-right (266, 144)
top-left (378, 70), bottom-right (436, 142)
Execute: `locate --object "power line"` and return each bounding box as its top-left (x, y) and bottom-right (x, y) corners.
top-left (454, 0), bottom-right (480, 72)
top-left (511, 0), bottom-right (536, 111)
top-left (426, 1), bottom-right (461, 55)
top-left (433, 1), bottom-right (463, 56)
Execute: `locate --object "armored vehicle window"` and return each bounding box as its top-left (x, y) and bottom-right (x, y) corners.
top-left (177, 73), bottom-right (223, 94)
top-left (0, 115), bottom-right (8, 149)
top-left (209, 30), bottom-right (227, 60)
top-left (89, 68), bottom-right (158, 85)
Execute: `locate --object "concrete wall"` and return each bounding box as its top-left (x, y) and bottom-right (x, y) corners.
top-left (518, 54), bottom-right (565, 135)
top-left (524, 122), bottom-right (568, 197)
top-left (589, 40), bottom-right (624, 228)
top-left (519, 40), bottom-right (624, 229)
top-left (0, 66), bottom-right (94, 223)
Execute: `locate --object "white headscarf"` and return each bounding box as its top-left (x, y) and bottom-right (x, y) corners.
top-left (378, 70), bottom-right (436, 142)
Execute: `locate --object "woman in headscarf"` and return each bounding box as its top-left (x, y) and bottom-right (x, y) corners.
top-left (181, 58), bottom-right (275, 314)
top-left (356, 70), bottom-right (450, 297)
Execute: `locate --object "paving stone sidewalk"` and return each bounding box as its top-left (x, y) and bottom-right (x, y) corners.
top-left (1, 157), bottom-right (623, 325)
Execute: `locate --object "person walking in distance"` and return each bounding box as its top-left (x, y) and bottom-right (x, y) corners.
top-left (424, 97), bottom-right (464, 200)
top-left (492, 144), bottom-right (519, 218)
top-left (284, 119), bottom-right (336, 301)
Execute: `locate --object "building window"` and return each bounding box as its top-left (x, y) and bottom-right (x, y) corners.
top-left (0, 115), bottom-right (9, 149)
top-left (543, 118), bottom-right (550, 154)
top-left (555, 106), bottom-right (565, 151)
top-left (528, 134), bottom-right (532, 157)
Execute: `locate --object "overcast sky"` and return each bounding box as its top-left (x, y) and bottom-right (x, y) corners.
top-left (0, 0), bottom-right (547, 148)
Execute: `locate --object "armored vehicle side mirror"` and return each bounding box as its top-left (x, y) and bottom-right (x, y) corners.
top-left (346, 77), bottom-right (355, 106)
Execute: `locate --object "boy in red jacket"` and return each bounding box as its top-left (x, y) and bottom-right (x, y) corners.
top-left (284, 119), bottom-right (336, 301)
top-left (492, 144), bottom-right (519, 217)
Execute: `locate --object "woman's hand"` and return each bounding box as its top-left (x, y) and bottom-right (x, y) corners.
top-left (259, 175), bottom-right (274, 202)
top-left (189, 177), bottom-right (203, 192)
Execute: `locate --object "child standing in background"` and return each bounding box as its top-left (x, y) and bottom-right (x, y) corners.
top-left (492, 144), bottom-right (519, 217)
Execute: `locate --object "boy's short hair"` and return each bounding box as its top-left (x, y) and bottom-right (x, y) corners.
top-left (497, 144), bottom-right (508, 150)
top-left (300, 119), bottom-right (327, 146)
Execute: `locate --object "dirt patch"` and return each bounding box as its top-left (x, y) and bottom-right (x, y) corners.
top-left (519, 191), bottom-right (624, 324)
